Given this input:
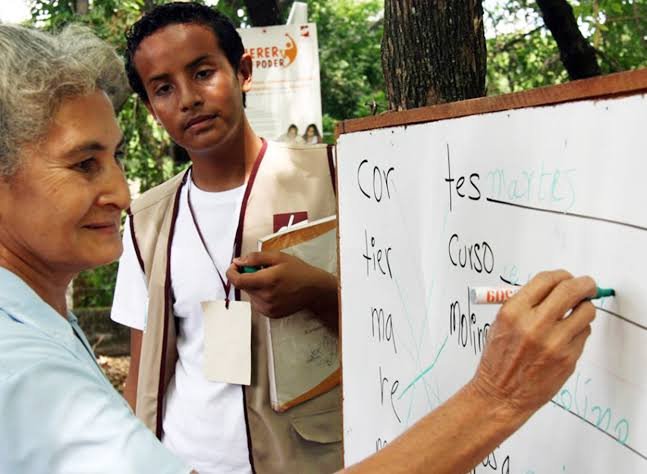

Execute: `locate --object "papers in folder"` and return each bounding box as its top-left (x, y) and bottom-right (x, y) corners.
top-left (259, 215), bottom-right (340, 412)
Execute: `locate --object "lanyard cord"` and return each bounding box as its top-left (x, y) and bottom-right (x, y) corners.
top-left (187, 179), bottom-right (235, 306)
top-left (185, 138), bottom-right (268, 308)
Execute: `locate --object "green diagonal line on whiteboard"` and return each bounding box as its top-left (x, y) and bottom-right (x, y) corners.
top-left (398, 334), bottom-right (449, 400)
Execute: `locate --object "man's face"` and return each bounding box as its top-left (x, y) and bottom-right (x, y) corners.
top-left (134, 23), bottom-right (252, 154)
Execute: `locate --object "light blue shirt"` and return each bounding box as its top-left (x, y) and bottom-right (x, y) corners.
top-left (0, 268), bottom-right (191, 474)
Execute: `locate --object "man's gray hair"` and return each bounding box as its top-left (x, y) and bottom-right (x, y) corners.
top-left (0, 24), bottom-right (128, 176)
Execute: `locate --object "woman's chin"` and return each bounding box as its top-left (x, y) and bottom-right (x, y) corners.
top-left (81, 244), bottom-right (123, 270)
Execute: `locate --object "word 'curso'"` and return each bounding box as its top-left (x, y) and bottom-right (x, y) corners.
top-left (448, 234), bottom-right (494, 274)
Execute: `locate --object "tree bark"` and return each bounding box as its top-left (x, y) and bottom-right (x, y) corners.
top-left (536, 0), bottom-right (601, 80)
top-left (381, 0), bottom-right (487, 110)
top-left (244, 0), bottom-right (282, 26)
top-left (75, 0), bottom-right (89, 15)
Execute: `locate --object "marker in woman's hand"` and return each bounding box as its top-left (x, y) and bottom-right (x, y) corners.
top-left (470, 285), bottom-right (615, 304)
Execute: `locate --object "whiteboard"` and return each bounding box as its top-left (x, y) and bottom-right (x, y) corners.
top-left (337, 92), bottom-right (647, 472)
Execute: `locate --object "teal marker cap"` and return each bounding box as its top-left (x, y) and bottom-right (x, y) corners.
top-left (592, 287), bottom-right (615, 299)
top-left (239, 265), bottom-right (261, 274)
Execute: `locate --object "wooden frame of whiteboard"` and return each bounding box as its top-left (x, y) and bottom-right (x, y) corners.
top-left (333, 67), bottom-right (647, 466)
top-left (335, 68), bottom-right (647, 137)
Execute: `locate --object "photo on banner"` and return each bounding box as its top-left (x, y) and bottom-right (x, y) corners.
top-left (238, 23), bottom-right (323, 145)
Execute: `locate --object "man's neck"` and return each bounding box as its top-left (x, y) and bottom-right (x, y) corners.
top-left (189, 118), bottom-right (263, 192)
top-left (0, 245), bottom-right (71, 318)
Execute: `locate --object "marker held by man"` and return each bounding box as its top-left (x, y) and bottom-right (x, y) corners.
top-left (238, 265), bottom-right (261, 274)
top-left (470, 285), bottom-right (615, 304)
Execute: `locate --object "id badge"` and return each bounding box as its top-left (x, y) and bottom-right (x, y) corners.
top-left (201, 300), bottom-right (252, 385)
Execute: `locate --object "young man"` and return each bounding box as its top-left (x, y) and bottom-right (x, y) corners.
top-left (111, 3), bottom-right (340, 473)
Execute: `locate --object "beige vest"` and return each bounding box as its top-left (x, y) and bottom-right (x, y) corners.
top-left (128, 142), bottom-right (342, 473)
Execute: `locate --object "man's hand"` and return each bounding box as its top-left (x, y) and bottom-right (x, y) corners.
top-left (226, 251), bottom-right (338, 328)
top-left (469, 270), bottom-right (596, 419)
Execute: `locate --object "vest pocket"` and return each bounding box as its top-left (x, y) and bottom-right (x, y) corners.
top-left (290, 407), bottom-right (343, 444)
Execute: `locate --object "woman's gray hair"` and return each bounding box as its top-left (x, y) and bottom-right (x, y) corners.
top-left (0, 24), bottom-right (128, 176)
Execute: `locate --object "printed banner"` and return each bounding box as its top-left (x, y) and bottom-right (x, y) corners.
top-left (238, 23), bottom-right (323, 145)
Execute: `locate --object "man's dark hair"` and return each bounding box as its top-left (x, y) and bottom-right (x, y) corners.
top-left (125, 2), bottom-right (244, 102)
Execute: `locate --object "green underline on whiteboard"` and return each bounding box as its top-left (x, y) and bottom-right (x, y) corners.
top-left (398, 334), bottom-right (449, 400)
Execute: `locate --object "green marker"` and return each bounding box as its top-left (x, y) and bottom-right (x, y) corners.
top-left (239, 265), bottom-right (261, 274)
top-left (591, 287), bottom-right (615, 300)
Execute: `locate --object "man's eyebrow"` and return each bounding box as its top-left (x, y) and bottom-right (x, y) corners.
top-left (64, 136), bottom-right (125, 157)
top-left (147, 72), bottom-right (170, 85)
top-left (147, 54), bottom-right (212, 84)
top-left (186, 54), bottom-right (211, 70)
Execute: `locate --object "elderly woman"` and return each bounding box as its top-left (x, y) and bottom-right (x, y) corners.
top-left (0, 24), bottom-right (191, 473)
top-left (0, 23), bottom-right (596, 474)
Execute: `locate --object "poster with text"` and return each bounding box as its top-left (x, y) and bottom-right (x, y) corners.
top-left (238, 23), bottom-right (324, 145)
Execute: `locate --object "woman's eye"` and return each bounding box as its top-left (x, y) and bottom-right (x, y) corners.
top-left (74, 158), bottom-right (98, 174)
top-left (115, 150), bottom-right (126, 169)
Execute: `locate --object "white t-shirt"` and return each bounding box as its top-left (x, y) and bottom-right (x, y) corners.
top-left (111, 172), bottom-right (252, 474)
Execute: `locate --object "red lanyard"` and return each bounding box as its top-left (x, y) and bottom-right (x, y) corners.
top-left (186, 139), bottom-right (268, 307)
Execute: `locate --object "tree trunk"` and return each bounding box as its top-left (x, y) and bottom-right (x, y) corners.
top-left (75, 0), bottom-right (89, 15)
top-left (381, 0), bottom-right (487, 110)
top-left (536, 0), bottom-right (601, 80)
top-left (244, 0), bottom-right (282, 26)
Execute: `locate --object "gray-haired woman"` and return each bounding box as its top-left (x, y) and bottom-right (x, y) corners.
top-left (0, 24), bottom-right (192, 473)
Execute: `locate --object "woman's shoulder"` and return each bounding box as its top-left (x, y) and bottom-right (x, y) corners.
top-left (0, 313), bottom-right (75, 382)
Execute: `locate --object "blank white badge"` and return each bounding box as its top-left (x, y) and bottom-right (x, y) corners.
top-left (201, 300), bottom-right (252, 386)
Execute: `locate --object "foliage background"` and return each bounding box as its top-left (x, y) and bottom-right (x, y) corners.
top-left (24, 0), bottom-right (646, 308)
top-left (484, 0), bottom-right (647, 94)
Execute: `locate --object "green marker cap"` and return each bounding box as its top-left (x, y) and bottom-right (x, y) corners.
top-left (592, 287), bottom-right (615, 299)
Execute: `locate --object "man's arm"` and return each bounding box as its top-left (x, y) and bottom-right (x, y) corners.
top-left (226, 251), bottom-right (339, 332)
top-left (123, 328), bottom-right (142, 410)
top-left (340, 270), bottom-right (596, 474)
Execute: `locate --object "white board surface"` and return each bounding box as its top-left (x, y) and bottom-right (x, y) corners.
top-left (337, 93), bottom-right (647, 472)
